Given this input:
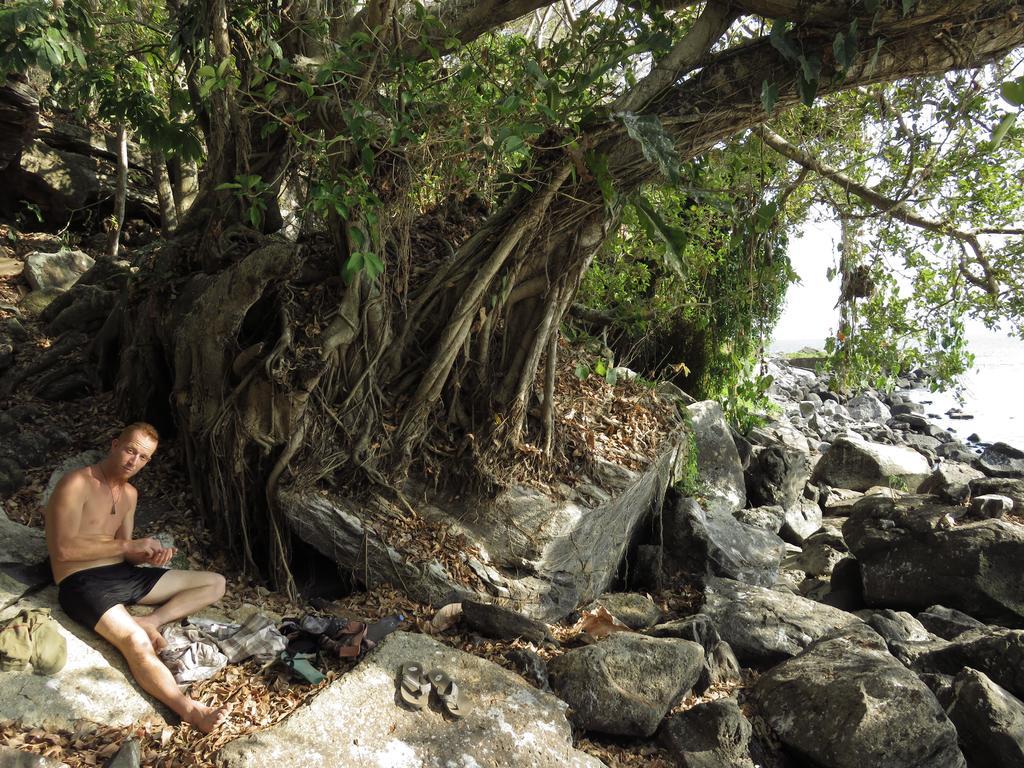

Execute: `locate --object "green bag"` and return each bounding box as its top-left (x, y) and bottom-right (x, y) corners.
top-left (0, 607), bottom-right (67, 675)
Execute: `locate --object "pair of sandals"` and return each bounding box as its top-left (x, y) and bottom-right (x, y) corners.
top-left (399, 661), bottom-right (471, 717)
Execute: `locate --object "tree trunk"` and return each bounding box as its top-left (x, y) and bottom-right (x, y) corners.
top-left (106, 123), bottom-right (128, 259)
top-left (150, 150), bottom-right (178, 233)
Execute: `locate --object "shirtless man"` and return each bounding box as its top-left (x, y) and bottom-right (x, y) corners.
top-left (45, 422), bottom-right (229, 733)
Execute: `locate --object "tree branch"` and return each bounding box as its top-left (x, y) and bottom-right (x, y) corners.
top-left (758, 125), bottom-right (1001, 296)
top-left (613, 1), bottom-right (739, 113)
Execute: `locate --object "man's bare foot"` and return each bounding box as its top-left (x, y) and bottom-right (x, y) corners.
top-left (135, 617), bottom-right (167, 652)
top-left (185, 702), bottom-right (230, 734)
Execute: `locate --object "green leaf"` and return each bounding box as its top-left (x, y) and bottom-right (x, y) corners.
top-left (761, 80), bottom-right (779, 114)
top-left (594, 359), bottom-right (608, 376)
top-left (1002, 79), bottom-right (1024, 107)
top-left (342, 252), bottom-right (365, 284)
top-left (618, 113), bottom-right (682, 184)
top-left (798, 54), bottom-right (822, 83)
top-left (901, 0), bottom-right (915, 16)
top-left (991, 113), bottom-right (1016, 148)
top-left (796, 71), bottom-right (818, 106)
top-left (364, 251), bottom-right (385, 280)
top-left (863, 0), bottom-right (880, 13)
top-left (769, 21), bottom-right (800, 62)
top-left (502, 134), bottom-right (525, 153)
top-left (268, 39), bottom-right (283, 59)
top-left (214, 182), bottom-right (243, 191)
top-left (631, 194), bottom-right (688, 277)
top-left (865, 38), bottom-right (884, 76)
top-left (575, 364), bottom-right (590, 380)
top-left (605, 366), bottom-right (618, 385)
top-left (754, 201), bottom-right (778, 233)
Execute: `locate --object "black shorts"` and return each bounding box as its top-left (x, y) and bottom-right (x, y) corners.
top-left (57, 562), bottom-right (169, 629)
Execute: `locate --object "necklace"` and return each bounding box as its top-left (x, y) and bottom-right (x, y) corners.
top-left (96, 464), bottom-right (121, 516)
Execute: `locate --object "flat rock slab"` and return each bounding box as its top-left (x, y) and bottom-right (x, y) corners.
top-left (701, 576), bottom-right (862, 664)
top-left (751, 624), bottom-right (965, 768)
top-left (216, 631), bottom-right (603, 768)
top-left (0, 257), bottom-right (23, 278)
top-left (23, 250), bottom-right (94, 292)
top-left (0, 589), bottom-right (161, 730)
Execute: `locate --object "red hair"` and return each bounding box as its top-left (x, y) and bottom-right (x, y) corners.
top-left (119, 422), bottom-right (159, 442)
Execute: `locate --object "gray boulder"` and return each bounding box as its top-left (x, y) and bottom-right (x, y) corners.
top-left (846, 393), bottom-right (891, 422)
top-left (216, 631), bottom-right (602, 768)
top-left (658, 697), bottom-right (755, 768)
top-left (779, 496), bottom-right (822, 544)
top-left (701, 576), bottom-right (862, 664)
top-left (913, 627), bottom-right (1024, 700)
top-left (969, 477), bottom-right (1024, 508)
top-left (0, 747), bottom-right (67, 767)
top-left (686, 401), bottom-right (746, 514)
top-left (919, 462), bottom-right (985, 503)
top-left (0, 504), bottom-right (47, 567)
top-left (584, 593), bottom-right (661, 630)
top-left (976, 442), bottom-right (1024, 478)
top-left (23, 249), bottom-right (95, 292)
top-left (662, 495), bottom-right (785, 588)
top-left (843, 494), bottom-right (1024, 625)
top-left (970, 493), bottom-right (1013, 519)
top-left (548, 632), bottom-right (704, 737)
top-left (812, 435), bottom-right (931, 492)
top-left (733, 505), bottom-right (785, 533)
top-left (946, 667), bottom-right (1024, 767)
top-left (646, 613), bottom-right (721, 649)
top-left (916, 605), bottom-right (987, 641)
top-left (751, 624), bottom-right (965, 768)
top-left (795, 527), bottom-right (848, 578)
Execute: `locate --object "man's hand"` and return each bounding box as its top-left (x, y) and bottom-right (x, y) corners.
top-left (144, 546), bottom-right (176, 567)
top-left (125, 540), bottom-right (169, 565)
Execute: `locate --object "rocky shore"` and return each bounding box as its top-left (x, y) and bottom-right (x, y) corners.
top-left (2, 345), bottom-right (1024, 766)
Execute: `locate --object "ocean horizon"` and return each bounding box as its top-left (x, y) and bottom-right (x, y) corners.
top-left (770, 331), bottom-right (1024, 451)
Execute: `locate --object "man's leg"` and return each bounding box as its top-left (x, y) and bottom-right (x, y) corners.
top-left (95, 604), bottom-right (228, 733)
top-left (134, 569), bottom-right (226, 649)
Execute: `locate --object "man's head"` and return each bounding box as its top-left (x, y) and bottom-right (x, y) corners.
top-left (107, 422), bottom-right (159, 480)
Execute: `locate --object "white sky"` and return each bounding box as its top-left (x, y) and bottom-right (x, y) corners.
top-left (772, 219), bottom-right (841, 345)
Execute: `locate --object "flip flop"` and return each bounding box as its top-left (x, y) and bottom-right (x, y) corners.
top-left (428, 669), bottom-right (471, 718)
top-left (398, 661), bottom-right (430, 710)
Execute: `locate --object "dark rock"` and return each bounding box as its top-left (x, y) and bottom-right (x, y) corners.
top-left (696, 640), bottom-right (742, 693)
top-left (647, 613), bottom-right (721, 650)
top-left (23, 249), bottom-right (95, 291)
top-left (913, 627), bottom-right (1024, 700)
top-left (730, 427), bottom-right (753, 471)
top-left (548, 633), bottom-right (704, 737)
top-left (745, 443), bottom-right (809, 509)
top-left (658, 697), bottom-right (755, 768)
top-left (893, 412), bottom-right (931, 431)
top-left (945, 667), bottom-right (1024, 767)
top-left (811, 435), bottom-right (930, 492)
top-left (585, 593), bottom-right (661, 630)
top-left (107, 737), bottom-right (141, 768)
top-left (969, 477), bottom-right (1024, 509)
top-left (919, 462), bottom-right (985, 503)
top-left (918, 672), bottom-right (955, 705)
top-left (462, 601), bottom-right (550, 644)
top-left (916, 605), bottom-right (987, 640)
top-left (976, 442), bottom-right (1024, 478)
top-left (902, 432), bottom-right (941, 459)
top-left (662, 494), bottom-right (785, 588)
top-left (36, 370), bottom-right (93, 401)
top-left (701, 576), bottom-right (862, 664)
top-left (936, 441), bottom-right (978, 464)
top-left (504, 647), bottom-right (550, 691)
top-left (0, 456), bottom-right (24, 495)
top-left (892, 402), bottom-right (925, 416)
top-left (843, 494), bottom-right (1024, 625)
top-left (796, 527), bottom-right (848, 578)
top-left (751, 624), bottom-right (965, 768)
top-left (846, 393), bottom-right (891, 422)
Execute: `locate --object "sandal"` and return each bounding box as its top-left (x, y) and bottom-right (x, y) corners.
top-left (398, 661), bottom-right (430, 710)
top-left (428, 669), bottom-right (471, 718)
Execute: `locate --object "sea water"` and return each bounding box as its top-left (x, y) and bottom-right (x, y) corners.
top-left (770, 330), bottom-right (1024, 450)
